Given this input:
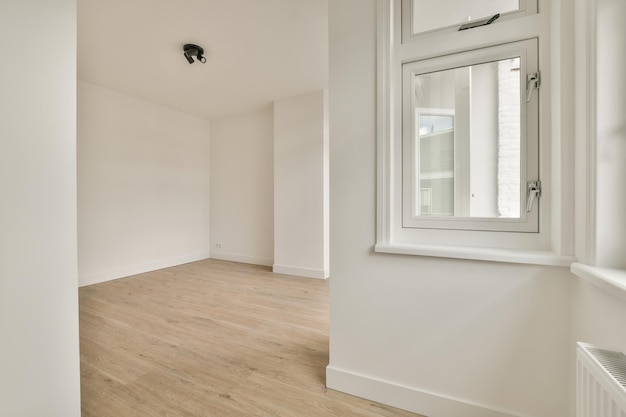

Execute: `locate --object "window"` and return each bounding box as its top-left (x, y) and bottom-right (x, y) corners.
top-left (403, 40), bottom-right (538, 232)
top-left (375, 0), bottom-right (575, 265)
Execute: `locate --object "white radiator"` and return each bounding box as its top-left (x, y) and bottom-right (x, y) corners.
top-left (577, 342), bottom-right (626, 417)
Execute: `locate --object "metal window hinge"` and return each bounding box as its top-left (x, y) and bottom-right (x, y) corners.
top-left (526, 72), bottom-right (541, 103)
top-left (527, 180), bottom-right (542, 212)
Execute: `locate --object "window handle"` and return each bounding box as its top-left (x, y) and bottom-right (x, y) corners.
top-left (458, 13), bottom-right (500, 31)
top-left (526, 72), bottom-right (541, 103)
top-left (527, 180), bottom-right (542, 213)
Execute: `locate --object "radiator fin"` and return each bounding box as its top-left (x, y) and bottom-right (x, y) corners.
top-left (586, 347), bottom-right (626, 391)
top-left (577, 343), bottom-right (626, 417)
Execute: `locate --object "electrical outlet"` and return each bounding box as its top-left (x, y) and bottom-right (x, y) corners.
top-left (215, 243), bottom-right (222, 248)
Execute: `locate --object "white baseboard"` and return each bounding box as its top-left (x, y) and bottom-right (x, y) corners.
top-left (326, 366), bottom-right (535, 417)
top-left (209, 251), bottom-right (273, 267)
top-left (272, 264), bottom-right (328, 279)
top-left (78, 252), bottom-right (211, 287)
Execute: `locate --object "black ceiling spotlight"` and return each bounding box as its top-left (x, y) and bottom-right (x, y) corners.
top-left (183, 44), bottom-right (206, 64)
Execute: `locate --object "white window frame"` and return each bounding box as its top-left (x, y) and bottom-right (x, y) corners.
top-left (375, 0), bottom-right (577, 266)
top-left (402, 40), bottom-right (539, 232)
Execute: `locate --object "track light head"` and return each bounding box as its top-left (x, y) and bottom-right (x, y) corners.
top-left (183, 44), bottom-right (206, 64)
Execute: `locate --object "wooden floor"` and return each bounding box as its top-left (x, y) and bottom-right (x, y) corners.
top-left (80, 259), bottom-right (421, 417)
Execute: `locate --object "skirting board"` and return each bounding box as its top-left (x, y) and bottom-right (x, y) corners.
top-left (210, 251), bottom-right (273, 267)
top-left (79, 252), bottom-right (211, 287)
top-left (273, 264), bottom-right (329, 279)
top-left (326, 366), bottom-right (536, 417)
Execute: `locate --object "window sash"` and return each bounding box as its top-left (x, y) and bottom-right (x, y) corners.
top-left (401, 0), bottom-right (537, 41)
top-left (400, 39), bottom-right (539, 232)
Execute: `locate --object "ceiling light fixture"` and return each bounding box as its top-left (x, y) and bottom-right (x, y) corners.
top-left (183, 44), bottom-right (206, 64)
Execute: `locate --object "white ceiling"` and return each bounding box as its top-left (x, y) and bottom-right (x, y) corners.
top-left (78, 0), bottom-right (328, 120)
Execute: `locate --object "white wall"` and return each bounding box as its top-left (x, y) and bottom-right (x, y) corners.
top-left (210, 106), bottom-right (274, 266)
top-left (327, 2), bottom-right (571, 417)
top-left (571, 280), bottom-right (626, 353)
top-left (594, 0), bottom-right (626, 269)
top-left (571, 0), bottom-right (626, 349)
top-left (78, 81), bottom-right (211, 286)
top-left (0, 1), bottom-right (81, 416)
top-left (569, 0), bottom-right (626, 410)
top-left (274, 91), bottom-right (329, 279)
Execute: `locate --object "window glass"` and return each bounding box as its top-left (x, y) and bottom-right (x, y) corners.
top-left (412, 0), bottom-right (519, 34)
top-left (410, 58), bottom-right (521, 219)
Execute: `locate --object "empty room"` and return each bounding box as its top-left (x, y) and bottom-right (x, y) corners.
top-left (2, 1), bottom-right (626, 417)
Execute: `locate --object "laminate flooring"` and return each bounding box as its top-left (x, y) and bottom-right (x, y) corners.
top-left (79, 259), bottom-right (422, 417)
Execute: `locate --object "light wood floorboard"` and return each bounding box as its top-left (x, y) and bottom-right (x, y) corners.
top-left (80, 259), bottom-right (422, 417)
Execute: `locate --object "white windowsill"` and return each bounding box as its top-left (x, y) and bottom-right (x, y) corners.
top-left (375, 243), bottom-right (576, 266)
top-left (571, 263), bottom-right (626, 302)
